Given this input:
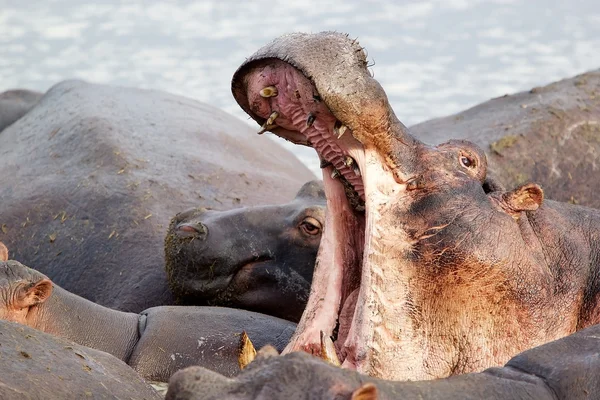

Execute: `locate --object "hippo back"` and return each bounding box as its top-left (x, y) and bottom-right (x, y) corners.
top-left (0, 80), bottom-right (314, 312)
top-left (0, 320), bottom-right (160, 399)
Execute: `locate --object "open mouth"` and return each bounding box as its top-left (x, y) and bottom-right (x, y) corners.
top-left (231, 33), bottom-right (413, 373)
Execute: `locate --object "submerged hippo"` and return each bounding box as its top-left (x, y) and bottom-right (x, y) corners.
top-left (229, 31), bottom-right (600, 382)
top-left (165, 180), bottom-right (325, 321)
top-left (167, 323), bottom-right (600, 399)
top-left (0, 320), bottom-right (160, 400)
top-left (0, 254), bottom-right (295, 381)
top-left (0, 88), bottom-right (43, 132)
top-left (0, 80), bottom-right (313, 312)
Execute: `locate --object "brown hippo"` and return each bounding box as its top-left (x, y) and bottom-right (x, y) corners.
top-left (0, 80), bottom-right (313, 312)
top-left (0, 255), bottom-right (296, 382)
top-left (228, 31), bottom-right (600, 383)
top-left (165, 180), bottom-right (325, 322)
top-left (0, 320), bottom-right (160, 400)
top-left (166, 323), bottom-right (600, 400)
top-left (0, 88), bottom-right (43, 133)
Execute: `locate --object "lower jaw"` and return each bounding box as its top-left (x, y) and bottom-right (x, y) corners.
top-left (282, 161), bottom-right (365, 364)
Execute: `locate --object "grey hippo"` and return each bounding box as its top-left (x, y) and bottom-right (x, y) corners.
top-left (167, 323), bottom-right (600, 399)
top-left (165, 180), bottom-right (325, 322)
top-left (0, 246), bottom-right (295, 382)
top-left (166, 30), bottom-right (600, 395)
top-left (0, 320), bottom-right (160, 399)
top-left (0, 80), bottom-right (313, 312)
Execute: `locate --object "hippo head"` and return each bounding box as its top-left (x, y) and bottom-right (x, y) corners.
top-left (165, 180), bottom-right (325, 322)
top-left (0, 256), bottom-right (53, 325)
top-left (231, 32), bottom-right (565, 381)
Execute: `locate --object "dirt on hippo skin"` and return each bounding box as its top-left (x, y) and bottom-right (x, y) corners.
top-left (410, 68), bottom-right (600, 209)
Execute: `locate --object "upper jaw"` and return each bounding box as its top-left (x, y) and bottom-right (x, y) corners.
top-left (231, 31), bottom-right (424, 184)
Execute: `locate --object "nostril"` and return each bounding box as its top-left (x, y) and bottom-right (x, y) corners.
top-left (175, 222), bottom-right (208, 238)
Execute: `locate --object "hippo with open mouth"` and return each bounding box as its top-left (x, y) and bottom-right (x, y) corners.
top-left (227, 32), bottom-right (600, 382)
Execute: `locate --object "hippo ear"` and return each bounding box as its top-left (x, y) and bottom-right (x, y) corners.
top-left (0, 242), bottom-right (7, 261)
top-left (296, 180), bottom-right (325, 201)
top-left (501, 183), bottom-right (544, 213)
top-left (16, 279), bottom-right (53, 309)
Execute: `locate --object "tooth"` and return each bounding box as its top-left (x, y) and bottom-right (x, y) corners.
top-left (350, 383), bottom-right (378, 400)
top-left (257, 124), bottom-right (276, 135)
top-left (344, 156), bottom-right (355, 167)
top-left (257, 111), bottom-right (279, 134)
top-left (320, 331), bottom-right (341, 366)
top-left (238, 331), bottom-right (257, 370)
top-left (353, 166), bottom-right (361, 176)
top-left (331, 169), bottom-right (340, 179)
top-left (259, 86), bottom-right (278, 98)
top-left (306, 113), bottom-right (316, 128)
top-left (266, 111), bottom-right (279, 126)
top-left (334, 121), bottom-right (347, 139)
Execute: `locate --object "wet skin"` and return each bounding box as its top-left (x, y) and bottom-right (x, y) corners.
top-left (165, 180), bottom-right (325, 322)
top-left (230, 32), bottom-right (600, 381)
top-left (0, 256), bottom-right (295, 382)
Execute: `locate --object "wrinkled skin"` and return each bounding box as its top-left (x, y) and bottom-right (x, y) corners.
top-left (0, 88), bottom-right (42, 133)
top-left (165, 180), bottom-right (325, 321)
top-left (411, 69), bottom-right (600, 209)
top-left (166, 323), bottom-right (600, 400)
top-left (0, 80), bottom-right (313, 312)
top-left (231, 32), bottom-right (600, 381)
top-left (0, 320), bottom-right (161, 400)
top-left (0, 258), bottom-right (295, 381)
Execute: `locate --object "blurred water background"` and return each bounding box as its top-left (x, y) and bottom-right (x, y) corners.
top-left (2, 0), bottom-right (600, 175)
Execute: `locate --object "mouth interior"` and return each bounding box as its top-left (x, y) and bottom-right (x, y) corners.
top-left (243, 60), bottom-right (370, 365)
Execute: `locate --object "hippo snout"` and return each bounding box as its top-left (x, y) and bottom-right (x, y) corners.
top-left (175, 221), bottom-right (208, 239)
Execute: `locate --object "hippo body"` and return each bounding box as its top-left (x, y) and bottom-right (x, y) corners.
top-left (229, 31), bottom-right (600, 384)
top-left (0, 258), bottom-right (296, 382)
top-left (166, 322), bottom-right (600, 400)
top-left (0, 80), bottom-right (313, 312)
top-left (0, 320), bottom-right (160, 400)
top-left (0, 88), bottom-right (43, 133)
top-left (411, 69), bottom-right (600, 208)
top-left (165, 180), bottom-right (325, 322)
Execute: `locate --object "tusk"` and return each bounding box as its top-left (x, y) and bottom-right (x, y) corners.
top-left (320, 330), bottom-right (341, 366)
top-left (238, 331), bottom-right (257, 370)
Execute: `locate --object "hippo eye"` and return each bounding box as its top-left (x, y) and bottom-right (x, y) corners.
top-left (299, 217), bottom-right (322, 236)
top-left (460, 154), bottom-right (476, 169)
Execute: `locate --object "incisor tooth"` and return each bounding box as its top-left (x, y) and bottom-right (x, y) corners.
top-left (331, 169), bottom-right (340, 179)
top-left (259, 86), bottom-right (278, 98)
top-left (257, 111), bottom-right (279, 134)
top-left (266, 111), bottom-right (279, 126)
